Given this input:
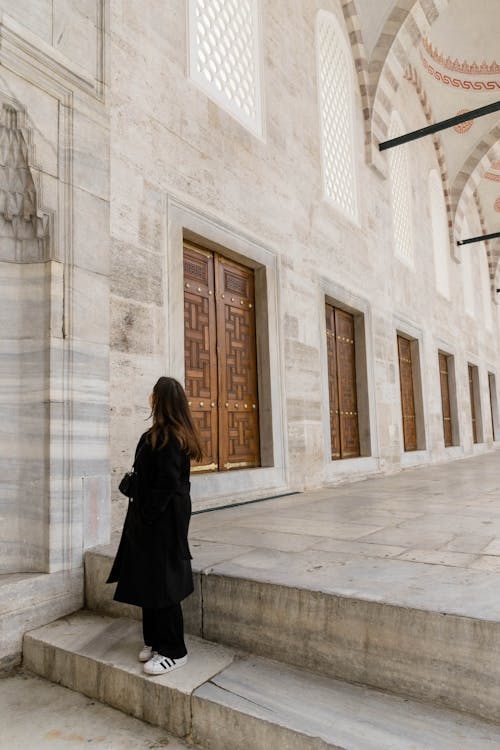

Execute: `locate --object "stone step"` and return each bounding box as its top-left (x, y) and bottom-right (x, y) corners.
top-left (85, 544), bottom-right (500, 724)
top-left (23, 611), bottom-right (234, 738)
top-left (23, 611), bottom-right (500, 750)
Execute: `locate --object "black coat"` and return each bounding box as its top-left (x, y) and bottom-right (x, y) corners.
top-left (107, 430), bottom-right (194, 609)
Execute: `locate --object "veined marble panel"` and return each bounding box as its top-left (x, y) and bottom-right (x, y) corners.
top-left (0, 262), bottom-right (48, 572)
top-left (44, 337), bottom-right (110, 572)
top-left (0, 259), bottom-right (110, 572)
top-left (0, 568), bottom-right (83, 669)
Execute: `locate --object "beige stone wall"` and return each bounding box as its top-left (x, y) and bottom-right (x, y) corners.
top-left (0, 0), bottom-right (497, 547)
top-left (107, 0), bottom-right (500, 530)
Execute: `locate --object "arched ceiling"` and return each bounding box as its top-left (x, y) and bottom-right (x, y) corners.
top-left (409, 0), bottom-right (500, 189)
top-left (427, 0), bottom-right (498, 61)
top-left (355, 0), bottom-right (499, 248)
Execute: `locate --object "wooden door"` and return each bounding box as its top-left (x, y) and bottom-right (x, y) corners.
top-left (183, 243), bottom-right (218, 471)
top-left (215, 254), bottom-right (260, 470)
top-left (325, 304), bottom-right (341, 459)
top-left (335, 309), bottom-right (360, 458)
top-left (325, 304), bottom-right (360, 460)
top-left (398, 335), bottom-right (417, 451)
top-left (489, 374), bottom-right (496, 441)
top-left (439, 353), bottom-right (453, 447)
top-left (469, 365), bottom-right (478, 443)
top-left (184, 242), bottom-right (260, 472)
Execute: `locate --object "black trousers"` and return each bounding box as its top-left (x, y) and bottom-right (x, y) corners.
top-left (142, 603), bottom-right (187, 659)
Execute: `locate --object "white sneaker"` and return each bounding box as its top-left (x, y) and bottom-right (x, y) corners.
top-left (143, 653), bottom-right (188, 676)
top-left (138, 645), bottom-right (154, 662)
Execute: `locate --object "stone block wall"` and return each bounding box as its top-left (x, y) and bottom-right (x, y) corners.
top-left (107, 0), bottom-right (500, 530)
top-left (0, 0), bottom-right (498, 550)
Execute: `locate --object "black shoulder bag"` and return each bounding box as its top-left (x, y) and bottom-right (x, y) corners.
top-left (118, 442), bottom-right (145, 498)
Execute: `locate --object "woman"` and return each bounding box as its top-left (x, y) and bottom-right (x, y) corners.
top-left (107, 377), bottom-right (203, 676)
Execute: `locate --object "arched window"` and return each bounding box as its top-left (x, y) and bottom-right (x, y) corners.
top-left (316, 11), bottom-right (357, 219)
top-left (479, 241), bottom-right (493, 330)
top-left (428, 170), bottom-right (450, 297)
top-left (188, 0), bottom-right (263, 136)
top-left (388, 111), bottom-right (413, 265)
top-left (461, 218), bottom-right (475, 317)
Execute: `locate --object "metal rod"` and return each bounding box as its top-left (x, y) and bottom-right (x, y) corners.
top-left (379, 101), bottom-right (500, 151)
top-left (457, 231), bottom-right (500, 247)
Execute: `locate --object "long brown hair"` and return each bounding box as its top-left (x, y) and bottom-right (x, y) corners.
top-left (147, 377), bottom-right (203, 461)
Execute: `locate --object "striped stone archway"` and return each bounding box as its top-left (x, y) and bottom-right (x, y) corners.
top-left (453, 130), bottom-right (500, 287)
top-left (338, 1), bottom-right (450, 170)
top-left (404, 63), bottom-right (455, 255)
top-left (340, 1), bottom-right (371, 160)
top-left (368, 0), bottom-right (450, 170)
top-left (453, 126), bottom-right (500, 228)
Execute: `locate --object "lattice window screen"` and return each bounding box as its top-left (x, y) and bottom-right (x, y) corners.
top-left (461, 218), bottom-right (475, 317)
top-left (188, 0), bottom-right (263, 135)
top-left (480, 241), bottom-right (493, 330)
top-left (389, 112), bottom-right (413, 264)
top-left (317, 13), bottom-right (357, 219)
top-left (428, 170), bottom-right (450, 297)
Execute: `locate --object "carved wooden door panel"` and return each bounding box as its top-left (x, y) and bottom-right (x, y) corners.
top-left (183, 243), bottom-right (218, 471)
top-left (325, 304), bottom-right (360, 460)
top-left (215, 254), bottom-right (260, 470)
top-left (398, 335), bottom-right (417, 451)
top-left (325, 304), bottom-right (341, 459)
top-left (439, 353), bottom-right (453, 447)
top-left (183, 243), bottom-right (260, 472)
top-left (469, 365), bottom-right (478, 444)
top-left (335, 308), bottom-right (360, 458)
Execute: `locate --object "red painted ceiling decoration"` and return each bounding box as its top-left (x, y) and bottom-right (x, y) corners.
top-left (421, 37), bottom-right (500, 76)
top-left (420, 52), bottom-right (500, 90)
top-left (419, 38), bottom-right (500, 90)
top-left (453, 109), bottom-right (474, 133)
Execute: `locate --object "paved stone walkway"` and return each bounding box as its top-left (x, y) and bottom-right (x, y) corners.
top-left (189, 451), bottom-right (500, 619)
top-left (0, 671), bottom-right (195, 750)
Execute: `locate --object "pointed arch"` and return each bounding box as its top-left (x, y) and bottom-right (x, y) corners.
top-left (474, 192), bottom-right (497, 299)
top-left (404, 64), bottom-right (454, 255)
top-left (335, 1), bottom-right (451, 170)
top-left (339, 0), bottom-right (371, 161)
top-left (368, 0), bottom-right (450, 169)
top-left (453, 131), bottom-right (500, 286)
top-left (452, 126), bottom-right (500, 226)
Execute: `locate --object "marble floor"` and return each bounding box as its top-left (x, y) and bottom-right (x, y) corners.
top-left (188, 450), bottom-right (500, 619)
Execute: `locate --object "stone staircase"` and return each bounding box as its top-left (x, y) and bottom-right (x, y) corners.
top-left (22, 541), bottom-right (500, 749)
